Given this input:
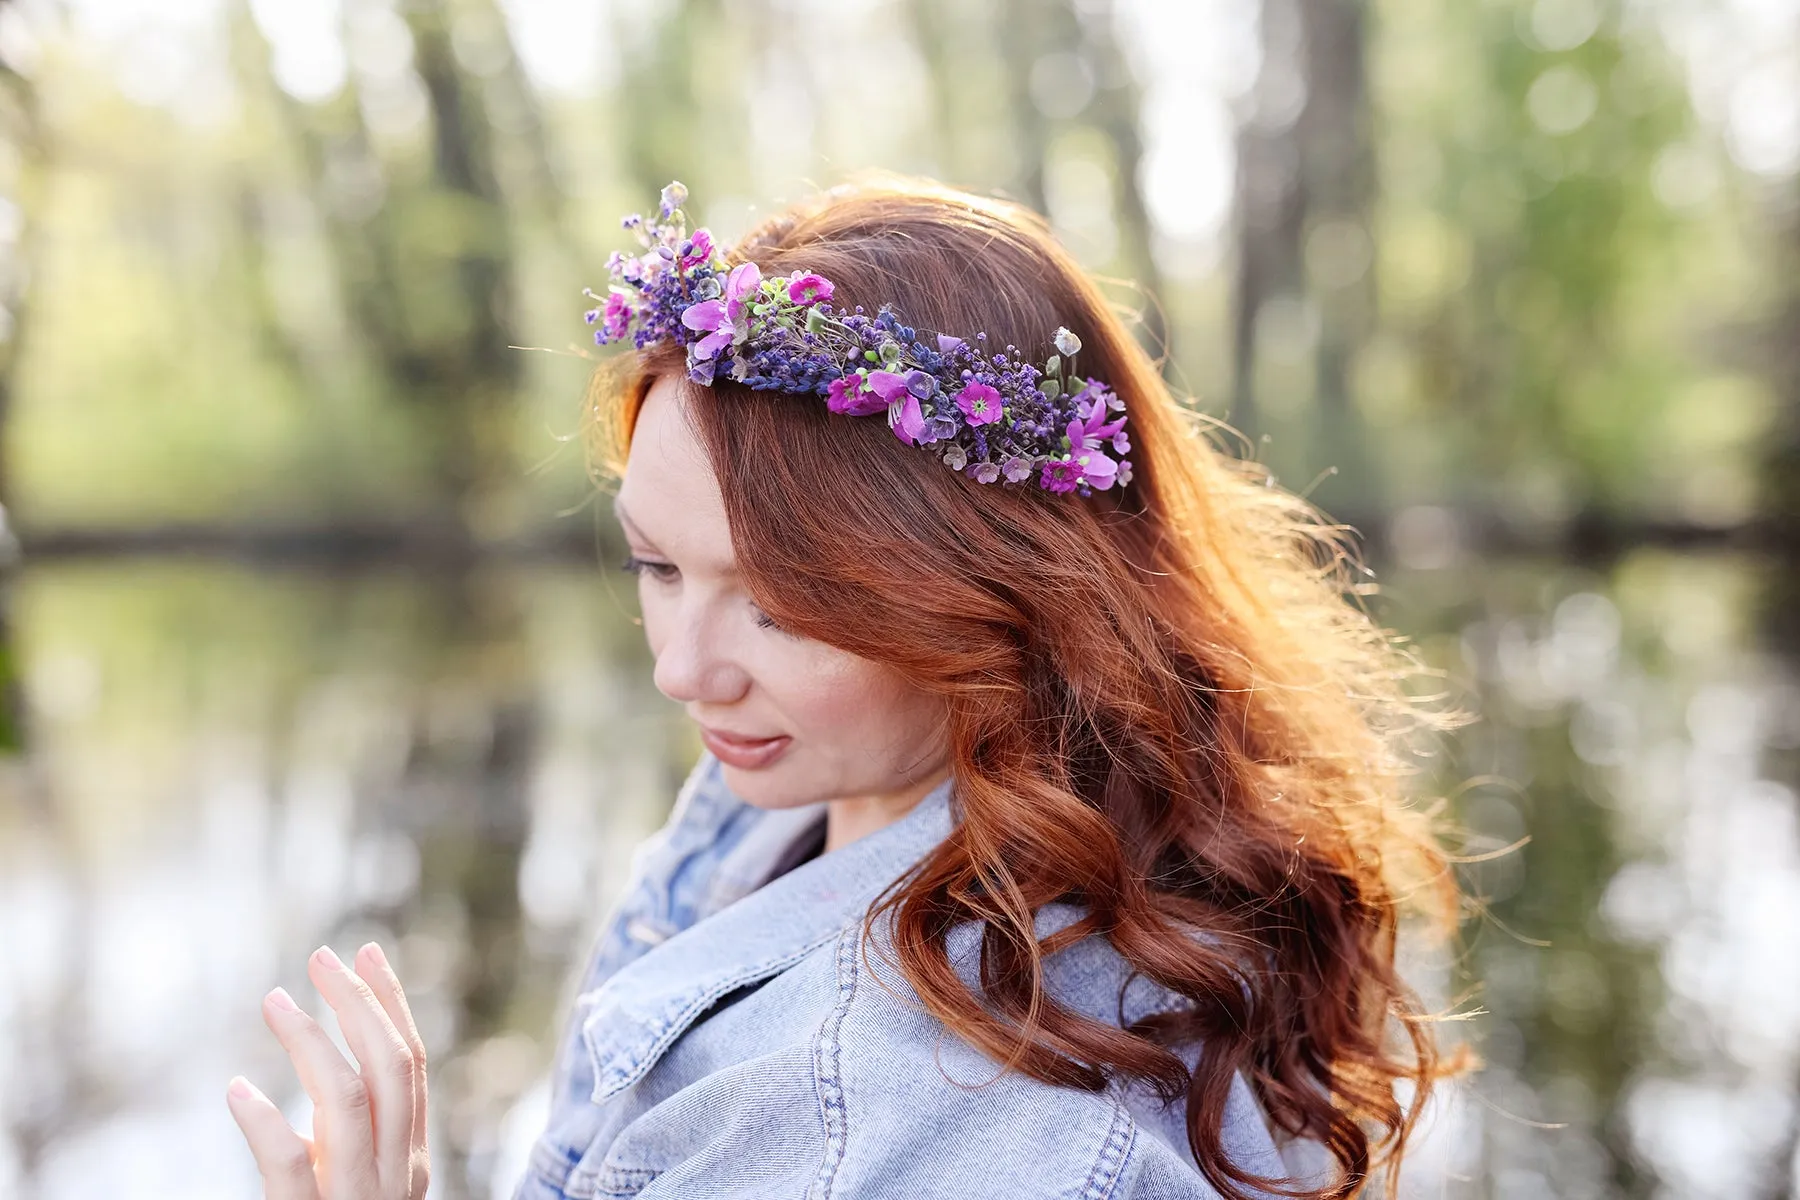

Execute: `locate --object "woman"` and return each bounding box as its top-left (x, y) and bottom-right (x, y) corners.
top-left (226, 175), bottom-right (1462, 1199)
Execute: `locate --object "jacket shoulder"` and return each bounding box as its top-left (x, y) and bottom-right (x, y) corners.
top-left (823, 908), bottom-right (1307, 1199)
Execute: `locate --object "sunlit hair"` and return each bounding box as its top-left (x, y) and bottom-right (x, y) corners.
top-left (585, 172), bottom-right (1467, 1199)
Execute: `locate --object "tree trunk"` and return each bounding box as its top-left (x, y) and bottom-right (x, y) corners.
top-left (0, 1), bottom-right (44, 753)
top-left (1231, 0), bottom-right (1374, 506)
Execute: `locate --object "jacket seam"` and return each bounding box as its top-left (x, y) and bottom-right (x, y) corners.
top-left (589, 930), bottom-right (839, 1100)
top-left (1080, 1098), bottom-right (1137, 1200)
top-left (808, 922), bottom-right (861, 1199)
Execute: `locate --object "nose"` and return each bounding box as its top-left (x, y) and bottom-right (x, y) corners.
top-left (649, 598), bottom-right (750, 707)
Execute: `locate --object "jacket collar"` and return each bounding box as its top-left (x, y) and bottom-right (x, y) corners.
top-left (580, 768), bottom-right (957, 1102)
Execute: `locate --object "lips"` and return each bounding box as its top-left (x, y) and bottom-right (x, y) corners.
top-left (699, 726), bottom-right (793, 770)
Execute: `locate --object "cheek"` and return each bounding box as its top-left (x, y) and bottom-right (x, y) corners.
top-left (771, 646), bottom-right (941, 750)
top-left (635, 581), bottom-right (669, 654)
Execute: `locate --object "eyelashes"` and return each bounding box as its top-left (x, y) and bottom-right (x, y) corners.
top-left (619, 555), bottom-right (783, 632)
top-left (619, 553), bottom-right (677, 584)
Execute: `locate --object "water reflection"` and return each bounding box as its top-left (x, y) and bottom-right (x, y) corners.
top-left (0, 560), bottom-right (689, 1198)
top-left (1, 550), bottom-right (1795, 1197)
top-left (1391, 550), bottom-right (1800, 1198)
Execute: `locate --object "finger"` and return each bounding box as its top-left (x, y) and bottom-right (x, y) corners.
top-left (262, 986), bottom-right (380, 1195)
top-left (354, 943), bottom-right (430, 1176)
top-left (308, 945), bottom-right (417, 1189)
top-left (225, 1075), bottom-right (323, 1200)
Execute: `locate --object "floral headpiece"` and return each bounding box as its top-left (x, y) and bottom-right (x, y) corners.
top-left (584, 181), bottom-right (1133, 495)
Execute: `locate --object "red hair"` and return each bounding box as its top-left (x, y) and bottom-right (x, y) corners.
top-left (587, 173), bottom-right (1465, 1198)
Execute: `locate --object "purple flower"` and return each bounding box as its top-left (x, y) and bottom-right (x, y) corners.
top-left (786, 272), bottom-right (834, 306)
top-left (680, 261), bottom-right (762, 360)
top-left (972, 461), bottom-right (1001, 484)
top-left (1117, 460), bottom-right (1134, 487)
top-left (955, 382), bottom-right (1003, 426)
top-left (826, 372), bottom-right (889, 417)
top-left (1003, 456), bottom-right (1034, 483)
top-left (1040, 460), bottom-right (1083, 493)
top-left (937, 333), bottom-right (965, 354)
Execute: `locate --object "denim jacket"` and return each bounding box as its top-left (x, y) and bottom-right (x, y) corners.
top-left (514, 752), bottom-right (1331, 1199)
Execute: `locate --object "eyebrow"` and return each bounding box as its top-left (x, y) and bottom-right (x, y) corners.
top-left (612, 497), bottom-right (655, 547)
top-left (613, 497), bottom-right (738, 577)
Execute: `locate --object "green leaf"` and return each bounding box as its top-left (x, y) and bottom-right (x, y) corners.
top-left (1045, 354), bottom-right (1062, 377)
top-left (1041, 378), bottom-right (1062, 400)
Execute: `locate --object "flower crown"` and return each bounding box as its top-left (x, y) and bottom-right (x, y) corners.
top-left (584, 181), bottom-right (1133, 495)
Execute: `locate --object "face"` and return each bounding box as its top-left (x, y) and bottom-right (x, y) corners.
top-left (613, 373), bottom-right (951, 811)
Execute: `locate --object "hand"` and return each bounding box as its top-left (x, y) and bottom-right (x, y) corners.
top-left (226, 943), bottom-right (431, 1200)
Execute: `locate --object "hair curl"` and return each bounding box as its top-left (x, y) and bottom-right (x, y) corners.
top-left (586, 173), bottom-right (1467, 1199)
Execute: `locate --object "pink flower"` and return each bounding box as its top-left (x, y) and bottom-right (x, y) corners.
top-left (863, 370), bottom-right (928, 444)
top-left (1075, 448), bottom-right (1119, 489)
top-left (1065, 391), bottom-right (1128, 462)
top-left (954, 382), bottom-right (1003, 426)
top-left (603, 292), bottom-right (633, 341)
top-left (680, 228), bottom-right (716, 269)
top-left (1040, 460), bottom-right (1083, 493)
top-left (786, 272), bottom-right (834, 306)
top-left (826, 372), bottom-right (889, 417)
top-left (680, 261), bottom-right (762, 360)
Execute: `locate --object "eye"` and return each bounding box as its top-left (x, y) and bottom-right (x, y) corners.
top-left (750, 604), bottom-right (789, 635)
top-left (620, 554), bottom-right (678, 584)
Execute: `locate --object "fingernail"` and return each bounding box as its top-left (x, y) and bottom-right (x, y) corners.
top-left (267, 987), bottom-right (298, 1013)
top-left (313, 945), bottom-right (344, 971)
top-left (227, 1075), bottom-right (259, 1101)
top-left (361, 941), bottom-right (389, 970)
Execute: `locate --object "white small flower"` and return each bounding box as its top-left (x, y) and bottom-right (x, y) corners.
top-left (1053, 327), bottom-right (1082, 357)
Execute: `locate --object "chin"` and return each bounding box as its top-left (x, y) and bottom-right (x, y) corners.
top-left (718, 760), bottom-right (822, 810)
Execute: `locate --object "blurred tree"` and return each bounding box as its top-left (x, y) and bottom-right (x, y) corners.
top-left (608, 0), bottom-right (749, 227)
top-left (1231, 0), bottom-right (1376, 505)
top-left (230, 0), bottom-right (537, 541)
top-left (908, 0), bottom-right (1168, 360)
top-left (1762, 154), bottom-right (1800, 1200)
top-left (0, 0), bottom-right (39, 752)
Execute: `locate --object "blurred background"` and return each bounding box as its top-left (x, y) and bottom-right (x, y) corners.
top-left (0, 0), bottom-right (1794, 1195)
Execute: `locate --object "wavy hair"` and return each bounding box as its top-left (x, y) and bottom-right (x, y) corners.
top-left (585, 173), bottom-right (1465, 1199)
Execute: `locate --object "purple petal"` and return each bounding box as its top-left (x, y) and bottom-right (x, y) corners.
top-left (936, 333), bottom-right (965, 354)
top-left (1079, 449), bottom-right (1118, 489)
top-left (891, 393), bottom-right (929, 445)
top-left (866, 370), bottom-right (913, 403)
top-left (681, 299), bottom-right (728, 332)
top-left (827, 375), bottom-right (890, 417)
top-left (726, 261), bottom-right (762, 301)
top-left (694, 328), bottom-right (733, 360)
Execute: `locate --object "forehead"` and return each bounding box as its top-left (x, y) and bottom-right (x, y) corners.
top-left (614, 374), bottom-right (736, 571)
